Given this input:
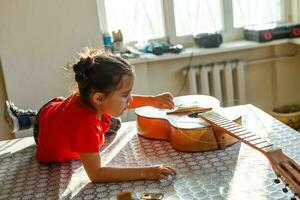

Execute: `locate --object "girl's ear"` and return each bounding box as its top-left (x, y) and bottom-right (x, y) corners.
top-left (90, 92), bottom-right (105, 106)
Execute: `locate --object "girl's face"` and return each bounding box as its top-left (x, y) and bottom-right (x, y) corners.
top-left (99, 75), bottom-right (134, 117)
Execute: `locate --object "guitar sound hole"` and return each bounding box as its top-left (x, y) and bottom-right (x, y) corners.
top-left (188, 113), bottom-right (197, 118)
top-left (188, 112), bottom-right (202, 118)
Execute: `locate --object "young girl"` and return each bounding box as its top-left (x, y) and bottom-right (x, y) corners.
top-left (5, 48), bottom-right (176, 182)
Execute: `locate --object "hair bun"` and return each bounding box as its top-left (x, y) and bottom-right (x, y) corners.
top-left (75, 71), bottom-right (87, 82)
top-left (73, 57), bottom-right (94, 83)
top-left (73, 57), bottom-right (93, 72)
top-left (79, 57), bottom-right (93, 68)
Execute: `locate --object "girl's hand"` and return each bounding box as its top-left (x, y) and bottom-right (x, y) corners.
top-left (144, 165), bottom-right (176, 180)
top-left (151, 92), bottom-right (174, 109)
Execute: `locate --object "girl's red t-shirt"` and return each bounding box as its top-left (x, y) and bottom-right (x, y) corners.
top-left (36, 94), bottom-right (111, 162)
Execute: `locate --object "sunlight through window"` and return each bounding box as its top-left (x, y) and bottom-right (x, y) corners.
top-left (173, 0), bottom-right (223, 36)
top-left (104, 0), bottom-right (164, 42)
top-left (233, 0), bottom-right (283, 28)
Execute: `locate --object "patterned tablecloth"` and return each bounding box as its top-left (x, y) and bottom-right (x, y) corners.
top-left (0, 105), bottom-right (299, 200)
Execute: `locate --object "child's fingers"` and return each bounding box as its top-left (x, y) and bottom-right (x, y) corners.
top-left (163, 92), bottom-right (173, 98)
top-left (158, 101), bottom-right (173, 109)
top-left (160, 167), bottom-right (176, 176)
top-left (165, 166), bottom-right (176, 175)
top-left (162, 102), bottom-right (174, 109)
top-left (163, 94), bottom-right (174, 102)
top-left (167, 98), bottom-right (175, 106)
top-left (162, 97), bottom-right (174, 109)
top-left (158, 174), bottom-right (169, 180)
top-left (149, 165), bottom-right (176, 180)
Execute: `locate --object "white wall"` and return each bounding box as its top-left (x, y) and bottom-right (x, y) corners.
top-left (0, 0), bottom-right (102, 137)
top-left (0, 61), bottom-right (13, 140)
top-left (0, 0), bottom-right (102, 107)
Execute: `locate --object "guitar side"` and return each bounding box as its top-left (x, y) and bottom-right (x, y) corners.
top-left (136, 112), bottom-right (220, 152)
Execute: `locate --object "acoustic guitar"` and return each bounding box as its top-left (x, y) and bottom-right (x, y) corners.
top-left (135, 95), bottom-right (241, 152)
top-left (135, 95), bottom-right (299, 198)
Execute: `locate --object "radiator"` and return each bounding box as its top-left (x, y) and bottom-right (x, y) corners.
top-left (186, 60), bottom-right (246, 106)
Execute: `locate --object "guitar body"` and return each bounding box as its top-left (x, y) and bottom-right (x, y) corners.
top-left (135, 95), bottom-right (241, 152)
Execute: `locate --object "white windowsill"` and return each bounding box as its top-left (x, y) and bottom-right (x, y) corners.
top-left (128, 38), bottom-right (300, 65)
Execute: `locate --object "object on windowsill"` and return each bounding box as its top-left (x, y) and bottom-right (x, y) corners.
top-left (119, 46), bottom-right (141, 59)
top-left (135, 41), bottom-right (183, 56)
top-left (127, 46), bottom-right (143, 55)
top-left (144, 42), bottom-right (165, 55)
top-left (102, 32), bottom-right (113, 52)
top-left (112, 30), bottom-right (126, 53)
top-left (244, 22), bottom-right (300, 43)
top-left (271, 104), bottom-right (300, 130)
top-left (144, 42), bottom-right (183, 55)
top-left (194, 32), bottom-right (223, 48)
top-left (120, 51), bottom-right (139, 59)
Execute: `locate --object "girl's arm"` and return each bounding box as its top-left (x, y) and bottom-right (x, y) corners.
top-left (128, 92), bottom-right (174, 109)
top-left (80, 152), bottom-right (176, 182)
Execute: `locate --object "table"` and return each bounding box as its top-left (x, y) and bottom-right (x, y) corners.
top-left (0, 105), bottom-right (299, 200)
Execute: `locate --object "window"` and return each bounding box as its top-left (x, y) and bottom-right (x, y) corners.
top-left (98, 0), bottom-right (287, 45)
top-left (232, 0), bottom-right (283, 28)
top-left (173, 0), bottom-right (223, 36)
top-left (104, 0), bottom-right (164, 42)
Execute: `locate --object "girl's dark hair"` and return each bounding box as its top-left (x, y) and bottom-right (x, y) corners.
top-left (71, 48), bottom-right (135, 104)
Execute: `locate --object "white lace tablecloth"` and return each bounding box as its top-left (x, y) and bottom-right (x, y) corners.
top-left (0, 105), bottom-right (299, 200)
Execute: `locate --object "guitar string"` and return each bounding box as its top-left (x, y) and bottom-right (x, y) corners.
top-left (245, 107), bottom-right (300, 197)
top-left (169, 109), bottom-right (268, 146)
top-left (244, 105), bottom-right (275, 150)
top-left (141, 106), bottom-right (272, 145)
top-left (197, 111), bottom-right (274, 150)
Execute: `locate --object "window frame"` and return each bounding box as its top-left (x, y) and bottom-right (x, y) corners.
top-left (97, 0), bottom-right (289, 47)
